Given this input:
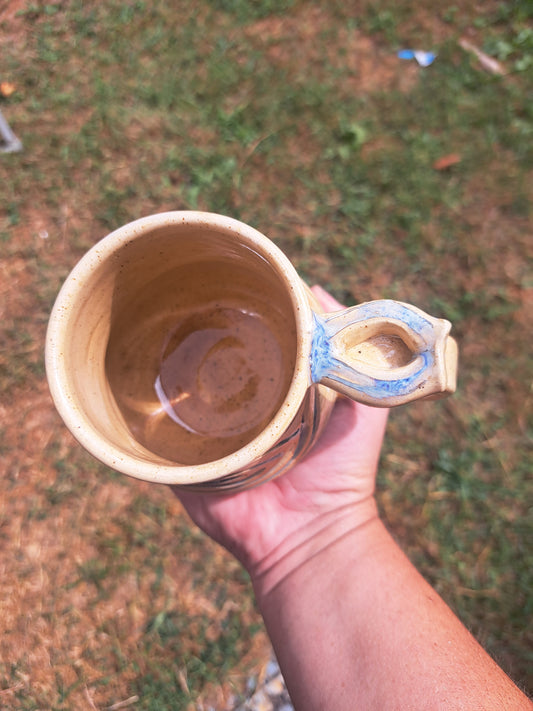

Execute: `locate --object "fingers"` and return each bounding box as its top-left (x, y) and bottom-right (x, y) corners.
top-left (354, 401), bottom-right (389, 453)
top-left (330, 397), bottom-right (388, 453)
top-left (310, 284), bottom-right (345, 312)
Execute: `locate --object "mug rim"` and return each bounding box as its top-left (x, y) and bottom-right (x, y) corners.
top-left (45, 211), bottom-right (314, 485)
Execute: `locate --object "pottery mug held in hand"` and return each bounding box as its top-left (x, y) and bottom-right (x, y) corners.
top-left (45, 212), bottom-right (457, 492)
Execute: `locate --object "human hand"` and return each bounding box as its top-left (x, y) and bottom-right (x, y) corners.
top-left (173, 286), bottom-right (389, 592)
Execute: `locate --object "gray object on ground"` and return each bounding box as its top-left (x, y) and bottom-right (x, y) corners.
top-left (233, 655), bottom-right (294, 711)
top-left (0, 108), bottom-right (22, 152)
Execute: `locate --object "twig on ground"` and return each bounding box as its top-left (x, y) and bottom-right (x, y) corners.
top-left (459, 38), bottom-right (505, 76)
top-left (84, 685), bottom-right (99, 711)
top-left (0, 683), bottom-right (25, 696)
top-left (106, 695), bottom-right (140, 710)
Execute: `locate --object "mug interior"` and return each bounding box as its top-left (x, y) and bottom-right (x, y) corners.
top-left (46, 213), bottom-right (310, 484)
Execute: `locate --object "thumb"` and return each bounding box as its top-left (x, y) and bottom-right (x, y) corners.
top-left (311, 284), bottom-right (345, 312)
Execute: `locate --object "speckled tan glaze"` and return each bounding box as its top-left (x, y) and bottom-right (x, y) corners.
top-left (45, 212), bottom-right (337, 491)
top-left (46, 211), bottom-right (456, 492)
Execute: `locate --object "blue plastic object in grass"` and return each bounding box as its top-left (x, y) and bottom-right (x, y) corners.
top-left (398, 49), bottom-right (436, 67)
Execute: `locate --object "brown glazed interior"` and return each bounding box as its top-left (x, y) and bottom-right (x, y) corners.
top-left (46, 214), bottom-right (307, 484)
top-left (104, 223), bottom-right (298, 464)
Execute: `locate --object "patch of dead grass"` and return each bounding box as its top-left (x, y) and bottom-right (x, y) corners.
top-left (1, 0), bottom-right (531, 704)
top-left (243, 5), bottom-right (420, 96)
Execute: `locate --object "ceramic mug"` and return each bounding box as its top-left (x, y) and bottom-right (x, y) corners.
top-left (45, 211), bottom-right (457, 492)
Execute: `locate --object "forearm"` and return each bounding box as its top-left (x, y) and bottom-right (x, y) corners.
top-left (253, 515), bottom-right (531, 711)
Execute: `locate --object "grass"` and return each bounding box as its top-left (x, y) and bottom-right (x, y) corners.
top-left (1, 0), bottom-right (532, 707)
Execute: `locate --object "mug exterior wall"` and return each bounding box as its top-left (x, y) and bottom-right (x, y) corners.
top-left (178, 383), bottom-right (337, 492)
top-left (46, 212), bottom-right (337, 491)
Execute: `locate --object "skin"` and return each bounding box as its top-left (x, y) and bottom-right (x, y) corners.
top-left (174, 286), bottom-right (532, 711)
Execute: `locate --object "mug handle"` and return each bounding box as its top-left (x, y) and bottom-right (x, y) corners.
top-left (311, 300), bottom-right (458, 407)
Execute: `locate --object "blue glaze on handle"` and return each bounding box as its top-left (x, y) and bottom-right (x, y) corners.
top-left (322, 349), bottom-right (431, 402)
top-left (310, 301), bottom-right (439, 404)
top-left (347, 300), bottom-right (432, 334)
top-left (310, 315), bottom-right (332, 383)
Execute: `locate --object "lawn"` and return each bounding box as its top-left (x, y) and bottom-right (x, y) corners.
top-left (1, 0), bottom-right (531, 708)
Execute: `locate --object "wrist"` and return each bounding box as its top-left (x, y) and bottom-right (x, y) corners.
top-left (250, 496), bottom-right (380, 600)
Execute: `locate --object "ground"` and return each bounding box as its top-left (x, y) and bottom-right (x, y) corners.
top-left (0, 0), bottom-right (532, 708)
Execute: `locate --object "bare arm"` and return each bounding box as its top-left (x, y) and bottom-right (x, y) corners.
top-left (254, 514), bottom-right (530, 710)
top-left (176, 286), bottom-right (531, 711)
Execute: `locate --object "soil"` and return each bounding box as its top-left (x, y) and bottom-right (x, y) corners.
top-left (1, 0), bottom-right (531, 707)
